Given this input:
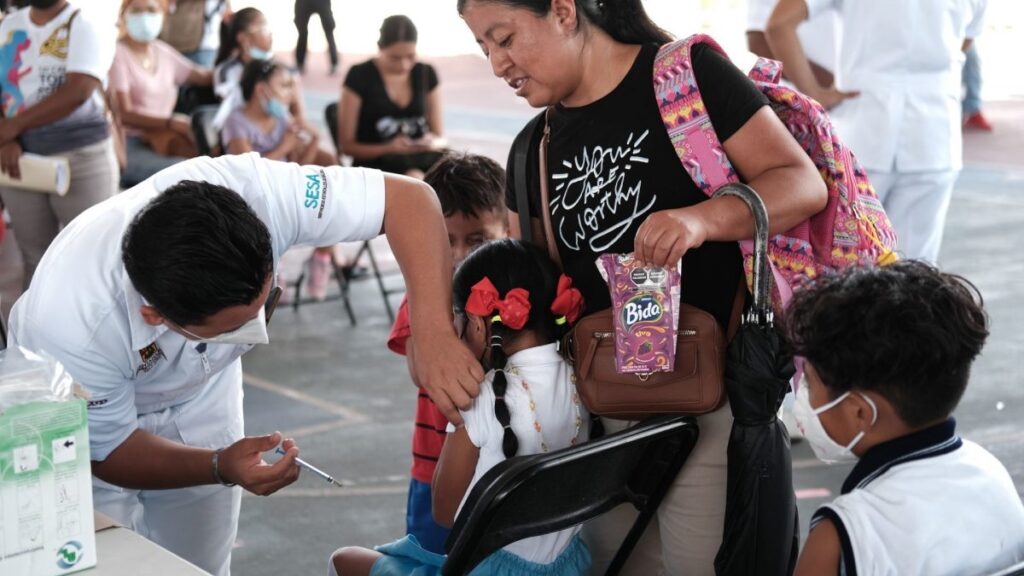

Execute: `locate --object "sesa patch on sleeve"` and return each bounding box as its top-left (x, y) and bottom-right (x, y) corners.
top-left (303, 168), bottom-right (329, 219)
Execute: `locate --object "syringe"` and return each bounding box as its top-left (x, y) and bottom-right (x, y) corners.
top-left (275, 447), bottom-right (344, 487)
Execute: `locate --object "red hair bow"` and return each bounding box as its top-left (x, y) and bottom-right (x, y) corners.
top-left (550, 275), bottom-right (585, 326)
top-left (465, 277), bottom-right (532, 330)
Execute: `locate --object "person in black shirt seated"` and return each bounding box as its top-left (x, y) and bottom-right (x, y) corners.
top-left (337, 15), bottom-right (445, 179)
top-left (457, 0), bottom-right (828, 574)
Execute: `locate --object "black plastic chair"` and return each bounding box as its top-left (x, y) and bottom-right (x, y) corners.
top-left (990, 561), bottom-right (1024, 576)
top-left (0, 300), bottom-right (7, 350)
top-left (324, 101), bottom-right (401, 322)
top-left (175, 84), bottom-right (219, 116)
top-left (286, 253), bottom-right (357, 326)
top-left (443, 415), bottom-right (700, 576)
top-left (190, 105), bottom-right (221, 157)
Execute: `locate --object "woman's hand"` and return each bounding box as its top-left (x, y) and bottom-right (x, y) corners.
top-left (279, 128), bottom-right (302, 154)
top-left (0, 118), bottom-right (21, 146)
top-left (810, 86), bottom-right (859, 110)
top-left (168, 114), bottom-right (194, 141)
top-left (634, 207), bottom-right (709, 268)
top-left (411, 133), bottom-right (445, 152)
top-left (387, 135), bottom-right (419, 155)
top-left (0, 141), bottom-right (23, 179)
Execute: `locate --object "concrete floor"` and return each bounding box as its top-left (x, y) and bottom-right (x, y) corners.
top-left (1, 51), bottom-right (1021, 576)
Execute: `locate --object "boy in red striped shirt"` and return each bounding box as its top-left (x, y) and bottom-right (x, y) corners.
top-left (387, 152), bottom-right (508, 553)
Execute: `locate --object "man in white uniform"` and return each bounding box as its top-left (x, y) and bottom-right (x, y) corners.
top-left (766, 0), bottom-right (987, 263)
top-left (746, 0), bottom-right (839, 89)
top-left (7, 153), bottom-right (483, 575)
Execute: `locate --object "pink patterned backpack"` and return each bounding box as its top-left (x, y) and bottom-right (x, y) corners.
top-left (654, 35), bottom-right (898, 309)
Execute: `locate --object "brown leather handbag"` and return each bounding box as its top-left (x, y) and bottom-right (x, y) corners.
top-left (512, 110), bottom-right (743, 420)
top-left (568, 304), bottom-right (729, 419)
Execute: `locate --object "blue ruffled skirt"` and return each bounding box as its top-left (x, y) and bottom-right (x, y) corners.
top-left (369, 533), bottom-right (591, 576)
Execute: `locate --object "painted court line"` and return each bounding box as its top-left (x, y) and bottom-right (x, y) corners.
top-left (795, 488), bottom-right (832, 500)
top-left (243, 372), bottom-right (370, 424)
top-left (249, 484), bottom-right (409, 498)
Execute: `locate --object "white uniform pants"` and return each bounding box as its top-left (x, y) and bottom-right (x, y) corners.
top-left (93, 362), bottom-right (245, 576)
top-left (582, 399), bottom-right (732, 576)
top-left (869, 168), bottom-right (959, 264)
top-left (0, 137), bottom-right (119, 288)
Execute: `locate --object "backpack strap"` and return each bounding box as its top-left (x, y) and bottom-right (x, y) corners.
top-left (512, 111), bottom-right (546, 244)
top-left (653, 34), bottom-right (794, 308)
top-left (750, 56), bottom-right (784, 84)
top-left (653, 34), bottom-right (737, 195)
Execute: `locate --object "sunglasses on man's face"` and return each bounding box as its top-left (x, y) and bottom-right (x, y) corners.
top-left (264, 286), bottom-right (283, 326)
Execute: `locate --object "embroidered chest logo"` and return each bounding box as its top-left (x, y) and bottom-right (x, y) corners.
top-left (40, 21), bottom-right (71, 60)
top-left (550, 130), bottom-right (656, 253)
top-left (136, 343), bottom-right (166, 376)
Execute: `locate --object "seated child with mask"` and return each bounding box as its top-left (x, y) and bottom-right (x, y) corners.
top-left (223, 59), bottom-right (333, 165)
top-left (786, 260), bottom-right (1024, 575)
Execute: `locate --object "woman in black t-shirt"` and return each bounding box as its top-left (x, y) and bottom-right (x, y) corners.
top-left (457, 0), bottom-right (828, 574)
top-left (337, 15), bottom-right (444, 178)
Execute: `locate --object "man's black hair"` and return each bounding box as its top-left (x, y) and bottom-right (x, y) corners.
top-left (785, 260), bottom-right (989, 428)
top-left (122, 180), bottom-right (274, 327)
top-left (423, 152), bottom-right (507, 220)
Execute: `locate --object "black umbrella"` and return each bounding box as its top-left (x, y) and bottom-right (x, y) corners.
top-left (711, 184), bottom-right (799, 576)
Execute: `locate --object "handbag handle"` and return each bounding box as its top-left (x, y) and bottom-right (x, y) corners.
top-left (711, 183), bottom-right (773, 326)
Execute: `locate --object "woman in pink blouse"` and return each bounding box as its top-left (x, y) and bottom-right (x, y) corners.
top-left (109, 0), bottom-right (212, 187)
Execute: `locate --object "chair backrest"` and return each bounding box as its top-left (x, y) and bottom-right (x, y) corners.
top-left (325, 101), bottom-right (340, 148)
top-left (191, 105), bottom-right (221, 157)
top-left (443, 415), bottom-right (699, 576)
top-left (176, 84), bottom-right (220, 116)
top-left (0, 297), bottom-right (7, 351)
top-left (990, 561), bottom-right (1024, 576)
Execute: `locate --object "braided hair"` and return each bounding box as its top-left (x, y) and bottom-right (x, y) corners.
top-left (453, 239), bottom-right (570, 459)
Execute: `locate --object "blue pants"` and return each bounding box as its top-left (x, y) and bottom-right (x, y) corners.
top-left (122, 136), bottom-right (188, 189)
top-left (183, 49), bottom-right (217, 68)
top-left (962, 44), bottom-right (982, 116)
top-left (406, 479), bottom-right (450, 555)
top-left (370, 534), bottom-right (591, 576)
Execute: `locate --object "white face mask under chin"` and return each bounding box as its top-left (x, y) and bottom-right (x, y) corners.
top-left (792, 376), bottom-right (878, 464)
top-left (180, 306), bottom-right (270, 345)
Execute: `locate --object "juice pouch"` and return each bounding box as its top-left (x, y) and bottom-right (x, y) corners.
top-left (596, 254), bottom-right (681, 375)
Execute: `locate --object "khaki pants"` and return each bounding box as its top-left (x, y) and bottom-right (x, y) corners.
top-left (583, 400), bottom-right (732, 576)
top-left (1, 137), bottom-right (119, 288)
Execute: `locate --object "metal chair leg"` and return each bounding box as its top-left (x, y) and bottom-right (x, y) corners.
top-left (331, 258), bottom-right (357, 326)
top-left (359, 240), bottom-right (396, 322)
top-left (292, 272), bottom-right (303, 311)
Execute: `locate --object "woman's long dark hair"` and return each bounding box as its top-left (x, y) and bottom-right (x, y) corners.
top-left (453, 239), bottom-right (569, 459)
top-left (379, 14), bottom-right (418, 48)
top-left (456, 0), bottom-right (672, 45)
top-left (215, 7), bottom-right (264, 66)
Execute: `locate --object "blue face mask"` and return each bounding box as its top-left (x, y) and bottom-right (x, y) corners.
top-left (263, 96), bottom-right (289, 121)
top-left (248, 46), bottom-right (272, 61)
top-left (125, 12), bottom-right (164, 43)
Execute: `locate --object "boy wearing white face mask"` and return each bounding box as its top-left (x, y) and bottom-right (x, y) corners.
top-left (785, 260), bottom-right (1024, 576)
top-left (109, 0), bottom-right (213, 187)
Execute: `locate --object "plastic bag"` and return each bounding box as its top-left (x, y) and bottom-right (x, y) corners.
top-left (0, 346), bottom-right (76, 413)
